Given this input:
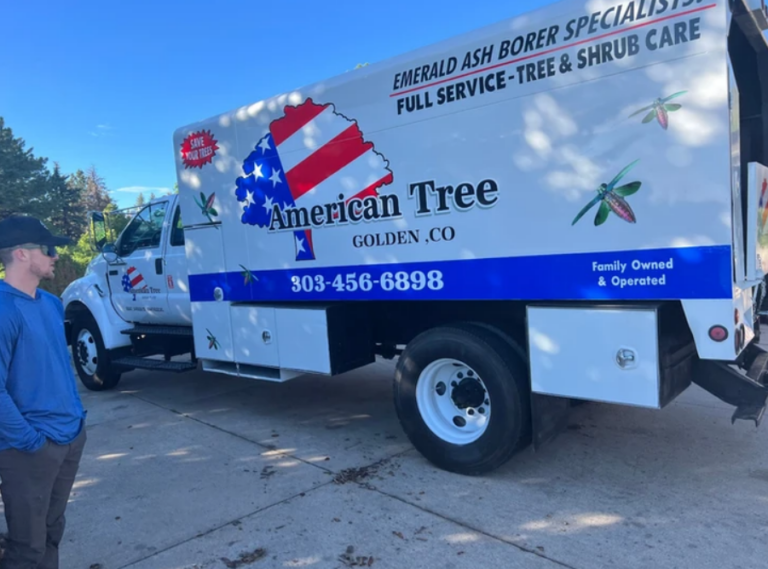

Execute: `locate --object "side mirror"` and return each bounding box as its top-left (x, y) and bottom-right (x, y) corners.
top-left (101, 242), bottom-right (119, 264)
top-left (88, 211), bottom-right (108, 252)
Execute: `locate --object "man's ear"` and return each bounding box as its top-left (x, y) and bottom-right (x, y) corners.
top-left (12, 248), bottom-right (30, 263)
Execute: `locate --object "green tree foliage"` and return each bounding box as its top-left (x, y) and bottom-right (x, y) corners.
top-left (68, 166), bottom-right (113, 214)
top-left (0, 116), bottom-right (123, 296)
top-left (0, 117), bottom-right (51, 220)
top-left (45, 163), bottom-right (86, 240)
top-left (105, 206), bottom-right (132, 241)
top-left (66, 170), bottom-right (87, 201)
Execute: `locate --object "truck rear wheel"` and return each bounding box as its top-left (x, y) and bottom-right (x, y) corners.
top-left (393, 323), bottom-right (531, 475)
top-left (71, 314), bottom-right (123, 391)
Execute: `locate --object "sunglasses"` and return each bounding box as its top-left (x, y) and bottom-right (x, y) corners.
top-left (18, 244), bottom-right (58, 258)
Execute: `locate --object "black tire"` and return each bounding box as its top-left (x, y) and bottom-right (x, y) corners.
top-left (393, 323), bottom-right (531, 475)
top-left (70, 313), bottom-right (123, 391)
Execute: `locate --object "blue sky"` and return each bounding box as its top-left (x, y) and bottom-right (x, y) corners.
top-left (0, 0), bottom-right (551, 209)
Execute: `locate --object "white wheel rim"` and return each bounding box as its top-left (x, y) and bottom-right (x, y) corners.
top-left (416, 358), bottom-right (491, 445)
top-left (76, 329), bottom-right (99, 376)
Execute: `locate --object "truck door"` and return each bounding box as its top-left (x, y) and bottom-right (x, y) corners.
top-left (106, 200), bottom-right (171, 324)
top-left (162, 203), bottom-right (192, 325)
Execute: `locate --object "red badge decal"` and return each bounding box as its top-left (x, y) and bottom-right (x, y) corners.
top-left (180, 130), bottom-right (219, 169)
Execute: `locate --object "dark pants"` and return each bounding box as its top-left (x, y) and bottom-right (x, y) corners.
top-left (0, 428), bottom-right (86, 569)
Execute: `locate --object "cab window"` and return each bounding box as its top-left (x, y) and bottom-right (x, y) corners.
top-left (170, 206), bottom-right (185, 247)
top-left (117, 201), bottom-right (169, 256)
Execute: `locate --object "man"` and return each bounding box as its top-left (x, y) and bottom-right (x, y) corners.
top-left (0, 215), bottom-right (87, 569)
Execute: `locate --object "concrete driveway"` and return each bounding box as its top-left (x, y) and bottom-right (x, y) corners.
top-left (2, 352), bottom-right (767, 568)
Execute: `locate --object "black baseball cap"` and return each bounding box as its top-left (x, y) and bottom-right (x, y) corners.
top-left (0, 215), bottom-right (72, 249)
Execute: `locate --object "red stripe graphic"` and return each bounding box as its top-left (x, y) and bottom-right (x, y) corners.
top-left (333, 172), bottom-right (395, 219)
top-left (303, 229), bottom-right (314, 252)
top-left (350, 172), bottom-right (394, 203)
top-left (285, 124), bottom-right (373, 200)
top-left (130, 275), bottom-right (143, 287)
top-left (270, 100), bottom-right (328, 146)
top-left (390, 3), bottom-right (718, 97)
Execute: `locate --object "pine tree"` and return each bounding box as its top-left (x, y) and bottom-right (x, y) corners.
top-left (68, 166), bottom-right (114, 214)
top-left (0, 117), bottom-right (50, 220)
top-left (83, 165), bottom-right (113, 212)
top-left (45, 163), bottom-right (86, 240)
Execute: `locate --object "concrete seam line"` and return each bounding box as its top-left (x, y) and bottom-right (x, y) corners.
top-left (116, 453), bottom-right (412, 568)
top-left (128, 392), bottom-right (416, 477)
top-left (370, 487), bottom-right (582, 569)
top-left (128, 392), bottom-right (338, 474)
top-left (116, 480), bottom-right (337, 569)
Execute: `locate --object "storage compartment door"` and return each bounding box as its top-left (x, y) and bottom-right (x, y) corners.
top-left (185, 225), bottom-right (234, 363)
top-left (275, 308), bottom-right (331, 374)
top-left (527, 306), bottom-right (661, 408)
top-left (230, 305), bottom-right (279, 367)
top-left (191, 302), bottom-right (235, 363)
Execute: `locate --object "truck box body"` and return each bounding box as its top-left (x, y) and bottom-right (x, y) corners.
top-left (178, 1), bottom-right (733, 303)
top-left (173, 0), bottom-right (761, 365)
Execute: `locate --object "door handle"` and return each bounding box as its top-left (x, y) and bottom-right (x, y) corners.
top-left (616, 348), bottom-right (638, 369)
top-left (155, 258), bottom-right (163, 275)
top-left (109, 270), bottom-right (118, 276)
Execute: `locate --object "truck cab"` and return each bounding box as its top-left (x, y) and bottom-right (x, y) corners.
top-left (62, 195), bottom-right (197, 390)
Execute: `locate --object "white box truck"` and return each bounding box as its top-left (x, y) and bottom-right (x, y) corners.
top-left (63, 0), bottom-right (768, 474)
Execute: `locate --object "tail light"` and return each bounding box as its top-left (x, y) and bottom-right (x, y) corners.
top-left (709, 325), bottom-right (728, 342)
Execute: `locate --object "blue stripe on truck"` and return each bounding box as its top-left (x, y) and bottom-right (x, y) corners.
top-left (187, 245), bottom-right (732, 303)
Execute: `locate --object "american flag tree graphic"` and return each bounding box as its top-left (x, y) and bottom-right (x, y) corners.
top-left (234, 98), bottom-right (394, 261)
top-left (122, 267), bottom-right (145, 300)
top-left (122, 267), bottom-right (145, 292)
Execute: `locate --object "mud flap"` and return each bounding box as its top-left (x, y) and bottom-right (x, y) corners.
top-left (531, 393), bottom-right (573, 451)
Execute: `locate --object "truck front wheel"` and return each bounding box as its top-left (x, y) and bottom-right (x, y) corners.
top-left (71, 314), bottom-right (123, 391)
top-left (393, 323), bottom-right (531, 475)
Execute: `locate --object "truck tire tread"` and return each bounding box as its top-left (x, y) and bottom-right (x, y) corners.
top-left (393, 322), bottom-right (531, 476)
top-left (70, 313), bottom-right (123, 391)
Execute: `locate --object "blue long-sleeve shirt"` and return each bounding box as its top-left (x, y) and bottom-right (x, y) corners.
top-left (0, 280), bottom-right (85, 452)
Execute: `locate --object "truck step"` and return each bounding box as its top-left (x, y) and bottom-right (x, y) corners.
top-left (732, 396), bottom-right (768, 427)
top-left (121, 325), bottom-right (193, 337)
top-left (112, 356), bottom-right (197, 373)
top-left (693, 344), bottom-right (768, 427)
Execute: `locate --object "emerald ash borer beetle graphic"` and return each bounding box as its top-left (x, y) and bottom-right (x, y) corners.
top-left (629, 91), bottom-right (686, 130)
top-left (193, 192), bottom-right (219, 226)
top-left (571, 160), bottom-right (643, 227)
top-left (239, 265), bottom-right (258, 285)
top-left (206, 329), bottom-right (220, 350)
